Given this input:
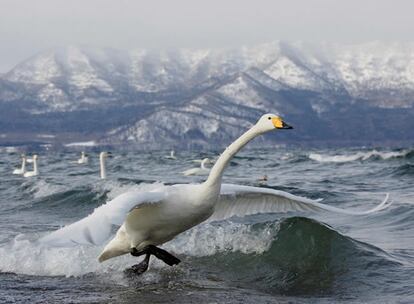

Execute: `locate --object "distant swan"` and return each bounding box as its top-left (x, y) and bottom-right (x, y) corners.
top-left (192, 158), bottom-right (215, 164)
top-left (41, 114), bottom-right (391, 275)
top-left (13, 154), bottom-right (27, 175)
top-left (77, 152), bottom-right (88, 164)
top-left (165, 150), bottom-right (176, 160)
top-left (182, 158), bottom-right (211, 176)
top-left (257, 174), bottom-right (268, 185)
top-left (100, 152), bottom-right (112, 179)
top-left (24, 155), bottom-right (39, 177)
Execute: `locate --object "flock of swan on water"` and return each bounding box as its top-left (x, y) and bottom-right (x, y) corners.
top-left (12, 150), bottom-right (213, 179)
top-left (16, 114), bottom-right (392, 275)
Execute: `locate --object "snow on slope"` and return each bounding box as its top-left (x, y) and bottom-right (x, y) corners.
top-left (3, 41), bottom-right (414, 116)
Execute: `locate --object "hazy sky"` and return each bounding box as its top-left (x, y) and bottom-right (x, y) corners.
top-left (1, 0), bottom-right (414, 72)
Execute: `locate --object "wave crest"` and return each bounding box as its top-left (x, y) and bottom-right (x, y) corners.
top-left (0, 216), bottom-right (398, 296)
top-left (190, 217), bottom-right (400, 294)
top-left (309, 149), bottom-right (411, 163)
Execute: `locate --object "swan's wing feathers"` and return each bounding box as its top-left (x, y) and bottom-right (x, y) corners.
top-left (40, 190), bottom-right (165, 247)
top-left (209, 184), bottom-right (390, 222)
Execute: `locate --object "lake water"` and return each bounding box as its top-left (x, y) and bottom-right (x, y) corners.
top-left (0, 147), bottom-right (413, 303)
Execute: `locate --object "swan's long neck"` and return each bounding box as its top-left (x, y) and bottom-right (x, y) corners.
top-left (33, 157), bottom-right (38, 174)
top-left (204, 126), bottom-right (261, 190)
top-left (21, 157), bottom-right (26, 171)
top-left (201, 159), bottom-right (208, 170)
top-left (100, 155), bottom-right (106, 179)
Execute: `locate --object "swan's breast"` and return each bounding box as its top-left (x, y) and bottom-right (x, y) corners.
top-left (125, 185), bottom-right (215, 246)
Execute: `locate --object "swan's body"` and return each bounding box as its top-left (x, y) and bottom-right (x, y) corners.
top-left (192, 158), bottom-right (215, 164)
top-left (182, 158), bottom-right (211, 176)
top-left (77, 152), bottom-right (88, 164)
top-left (23, 155), bottom-right (39, 177)
top-left (165, 150), bottom-right (176, 160)
top-left (12, 155), bottom-right (26, 175)
top-left (258, 175), bottom-right (268, 181)
top-left (99, 152), bottom-right (111, 179)
top-left (41, 114), bottom-right (391, 269)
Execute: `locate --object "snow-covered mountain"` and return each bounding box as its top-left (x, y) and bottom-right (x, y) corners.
top-left (1, 41), bottom-right (414, 146)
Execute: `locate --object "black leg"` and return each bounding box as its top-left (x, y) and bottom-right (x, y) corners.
top-left (146, 245), bottom-right (181, 266)
top-left (130, 247), bottom-right (145, 257)
top-left (131, 245), bottom-right (181, 266)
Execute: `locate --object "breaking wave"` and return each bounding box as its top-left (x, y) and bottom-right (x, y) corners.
top-left (0, 217), bottom-right (399, 295)
top-left (309, 149), bottom-right (412, 163)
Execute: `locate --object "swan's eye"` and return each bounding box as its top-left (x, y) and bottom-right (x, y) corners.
top-left (268, 117), bottom-right (271, 120)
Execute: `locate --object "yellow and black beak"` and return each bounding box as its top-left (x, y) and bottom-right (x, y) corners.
top-left (272, 117), bottom-right (293, 129)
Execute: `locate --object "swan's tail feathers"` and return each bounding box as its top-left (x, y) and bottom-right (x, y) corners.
top-left (98, 250), bottom-right (119, 263)
top-left (98, 243), bottom-right (131, 263)
top-left (98, 225), bottom-right (131, 263)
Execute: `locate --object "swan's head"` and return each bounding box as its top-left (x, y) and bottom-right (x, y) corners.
top-left (100, 152), bottom-right (113, 159)
top-left (33, 154), bottom-right (38, 160)
top-left (201, 158), bottom-right (210, 164)
top-left (255, 113), bottom-right (293, 132)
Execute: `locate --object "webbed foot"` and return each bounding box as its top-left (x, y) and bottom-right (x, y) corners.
top-left (129, 245), bottom-right (181, 268)
top-left (124, 253), bottom-right (150, 276)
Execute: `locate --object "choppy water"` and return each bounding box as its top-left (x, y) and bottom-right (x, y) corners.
top-left (0, 147), bottom-right (414, 303)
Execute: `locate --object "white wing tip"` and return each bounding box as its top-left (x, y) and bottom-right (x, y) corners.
top-left (379, 193), bottom-right (392, 211)
top-left (363, 193), bottom-right (391, 214)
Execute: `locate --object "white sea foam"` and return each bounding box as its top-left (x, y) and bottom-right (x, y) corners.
top-left (0, 179), bottom-right (276, 277)
top-left (309, 150), bottom-right (409, 163)
top-left (167, 221), bottom-right (276, 256)
top-left (0, 221), bottom-right (276, 277)
top-left (64, 141), bottom-right (97, 147)
top-left (36, 134), bottom-right (56, 139)
top-left (0, 238), bottom-right (127, 277)
top-left (0, 146), bottom-right (18, 153)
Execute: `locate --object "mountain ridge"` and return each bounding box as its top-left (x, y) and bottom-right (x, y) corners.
top-left (1, 41), bottom-right (414, 147)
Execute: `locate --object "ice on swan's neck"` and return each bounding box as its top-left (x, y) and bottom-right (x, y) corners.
top-left (204, 125), bottom-right (261, 190)
top-left (100, 156), bottom-right (106, 179)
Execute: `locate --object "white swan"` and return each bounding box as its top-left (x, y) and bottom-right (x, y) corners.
top-left (182, 158), bottom-right (211, 176)
top-left (24, 155), bottom-right (39, 177)
top-left (165, 150), bottom-right (176, 160)
top-left (40, 114), bottom-right (391, 274)
top-left (99, 152), bottom-right (112, 179)
top-left (192, 158), bottom-right (215, 164)
top-left (77, 152), bottom-right (89, 164)
top-left (12, 154), bottom-right (27, 175)
top-left (257, 174), bottom-right (268, 185)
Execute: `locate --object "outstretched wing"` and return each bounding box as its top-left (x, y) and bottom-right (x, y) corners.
top-left (40, 190), bottom-right (166, 247)
top-left (209, 184), bottom-right (391, 222)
